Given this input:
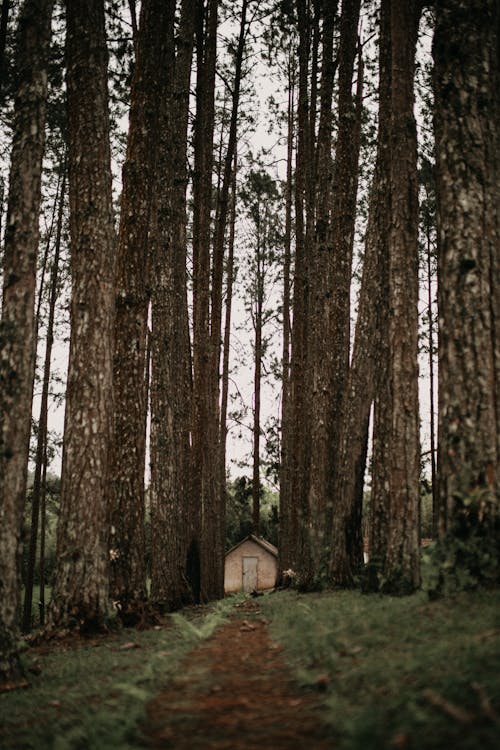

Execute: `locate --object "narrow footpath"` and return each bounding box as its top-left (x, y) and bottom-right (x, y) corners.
top-left (144, 601), bottom-right (332, 749)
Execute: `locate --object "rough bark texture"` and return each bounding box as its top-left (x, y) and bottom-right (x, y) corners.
top-left (328, 49), bottom-right (371, 586)
top-left (279, 0), bottom-right (313, 579)
top-left (49, 0), bottom-right (115, 630)
top-left (434, 0), bottom-right (499, 531)
top-left (192, 0), bottom-right (221, 602)
top-left (305, 0), bottom-right (337, 582)
top-left (110, 0), bottom-right (173, 620)
top-left (0, 0), bottom-right (53, 680)
top-left (278, 63), bottom-right (294, 577)
top-left (381, 0), bottom-right (421, 594)
top-left (150, 0), bottom-right (194, 611)
top-left (369, 0), bottom-right (392, 580)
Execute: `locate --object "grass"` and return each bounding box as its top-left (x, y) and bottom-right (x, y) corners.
top-left (0, 595), bottom-right (243, 750)
top-left (261, 588), bottom-right (500, 750)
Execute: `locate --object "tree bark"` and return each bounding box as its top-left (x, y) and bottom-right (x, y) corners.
top-left (192, 0), bottom-right (221, 602)
top-left (150, 0), bottom-right (195, 611)
top-left (109, 0), bottom-right (173, 621)
top-left (368, 0), bottom-right (392, 583)
top-left (278, 60), bottom-right (294, 573)
top-left (0, 0), bottom-right (53, 681)
top-left (434, 0), bottom-right (499, 533)
top-left (49, 0), bottom-right (115, 631)
top-left (380, 0), bottom-right (421, 594)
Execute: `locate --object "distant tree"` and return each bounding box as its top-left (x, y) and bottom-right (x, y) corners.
top-left (240, 167), bottom-right (282, 537)
top-left (0, 0), bottom-right (53, 681)
top-left (49, 0), bottom-right (115, 631)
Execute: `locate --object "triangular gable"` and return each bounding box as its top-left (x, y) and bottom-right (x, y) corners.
top-left (225, 534), bottom-right (278, 559)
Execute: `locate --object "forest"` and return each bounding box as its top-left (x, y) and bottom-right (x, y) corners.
top-left (0, 0), bottom-right (499, 746)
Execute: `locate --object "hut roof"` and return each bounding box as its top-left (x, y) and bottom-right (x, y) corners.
top-left (225, 534), bottom-right (278, 559)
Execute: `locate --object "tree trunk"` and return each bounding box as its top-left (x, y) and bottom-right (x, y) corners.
top-left (0, 0), bottom-right (53, 681)
top-left (192, 0), bottom-right (221, 602)
top-left (49, 0), bottom-right (115, 631)
top-left (252, 223), bottom-right (264, 538)
top-left (219, 153), bottom-right (238, 524)
top-left (369, 1), bottom-right (392, 583)
top-left (434, 0), bottom-right (499, 535)
top-left (278, 60), bottom-right (294, 574)
top-left (110, 0), bottom-right (173, 622)
top-left (279, 0), bottom-right (312, 579)
top-left (150, 0), bottom-right (195, 611)
top-left (209, 0), bottom-right (248, 554)
top-left (380, 0), bottom-right (421, 594)
top-left (23, 166), bottom-right (66, 633)
top-left (425, 214), bottom-right (438, 536)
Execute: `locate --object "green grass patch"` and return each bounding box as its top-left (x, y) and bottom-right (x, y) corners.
top-left (261, 588), bottom-right (500, 750)
top-left (1, 595), bottom-right (244, 750)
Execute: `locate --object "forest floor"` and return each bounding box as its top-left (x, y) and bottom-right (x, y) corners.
top-left (1, 588), bottom-right (499, 749)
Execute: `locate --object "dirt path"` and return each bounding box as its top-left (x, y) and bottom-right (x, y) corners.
top-left (144, 601), bottom-right (332, 749)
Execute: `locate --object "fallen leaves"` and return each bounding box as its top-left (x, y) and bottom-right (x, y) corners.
top-left (0, 680), bottom-right (31, 693)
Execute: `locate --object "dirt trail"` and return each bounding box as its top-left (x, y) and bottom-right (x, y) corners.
top-left (144, 601), bottom-right (332, 749)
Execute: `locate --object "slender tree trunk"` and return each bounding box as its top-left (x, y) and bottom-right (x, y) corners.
top-left (252, 232), bottom-right (264, 538)
top-left (38, 440), bottom-right (48, 625)
top-left (110, 0), bottom-right (173, 622)
top-left (0, 0), bottom-right (53, 681)
top-left (49, 0), bottom-right (115, 631)
top-left (219, 153), bottom-right (237, 514)
top-left (150, 0), bottom-right (194, 611)
top-left (192, 0), bottom-right (221, 602)
top-left (279, 0), bottom-right (312, 578)
top-left (425, 216), bottom-right (438, 535)
top-left (23, 167), bottom-right (65, 633)
top-left (306, 0), bottom-right (337, 582)
top-left (380, 0), bottom-right (421, 594)
top-left (434, 0), bottom-right (499, 536)
top-left (369, 0), bottom-right (392, 582)
top-left (278, 63), bottom-right (295, 573)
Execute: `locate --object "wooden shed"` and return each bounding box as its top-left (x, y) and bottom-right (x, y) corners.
top-left (224, 535), bottom-right (278, 593)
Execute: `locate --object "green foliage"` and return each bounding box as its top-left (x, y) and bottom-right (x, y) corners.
top-left (262, 589), bottom-right (500, 750)
top-left (225, 476), bottom-right (279, 548)
top-left (0, 597), bottom-right (243, 750)
top-left (422, 496), bottom-right (500, 598)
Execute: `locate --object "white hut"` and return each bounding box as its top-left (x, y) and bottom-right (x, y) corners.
top-left (224, 535), bottom-right (278, 593)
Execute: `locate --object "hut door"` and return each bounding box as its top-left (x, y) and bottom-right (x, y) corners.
top-left (242, 556), bottom-right (258, 592)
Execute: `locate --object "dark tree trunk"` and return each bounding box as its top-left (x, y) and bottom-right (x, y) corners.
top-left (0, 0), bottom-right (53, 681)
top-left (278, 60), bottom-right (294, 573)
top-left (305, 0), bottom-right (337, 583)
top-left (425, 216), bottom-right (438, 536)
top-left (110, 0), bottom-right (173, 622)
top-left (434, 0), bottom-right (499, 534)
top-left (369, 2), bottom-right (392, 581)
top-left (209, 0), bottom-right (248, 553)
top-left (192, 0), bottom-right (221, 602)
top-left (23, 167), bottom-right (66, 633)
top-left (252, 224), bottom-right (264, 538)
top-left (379, 0), bottom-right (421, 594)
top-left (49, 0), bottom-right (115, 631)
top-left (150, 0), bottom-right (194, 611)
top-left (219, 153), bottom-right (237, 521)
top-left (279, 0), bottom-right (312, 579)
